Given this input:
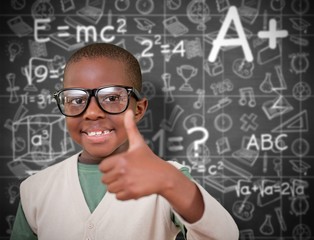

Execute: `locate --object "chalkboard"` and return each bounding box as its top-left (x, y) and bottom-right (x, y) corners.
top-left (1, 0), bottom-right (313, 239)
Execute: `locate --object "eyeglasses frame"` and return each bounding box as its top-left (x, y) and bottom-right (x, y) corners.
top-left (53, 85), bottom-right (143, 117)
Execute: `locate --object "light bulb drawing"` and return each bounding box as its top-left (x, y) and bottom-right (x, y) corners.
top-left (7, 182), bottom-right (20, 204)
top-left (6, 40), bottom-right (23, 62)
top-left (6, 215), bottom-right (15, 234)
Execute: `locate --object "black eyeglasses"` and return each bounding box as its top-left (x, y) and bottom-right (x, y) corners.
top-left (53, 85), bottom-right (142, 117)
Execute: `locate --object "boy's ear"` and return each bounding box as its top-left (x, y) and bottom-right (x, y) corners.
top-left (134, 98), bottom-right (148, 123)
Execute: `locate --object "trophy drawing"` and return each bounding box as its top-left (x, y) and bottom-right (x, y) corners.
top-left (177, 65), bottom-right (198, 92)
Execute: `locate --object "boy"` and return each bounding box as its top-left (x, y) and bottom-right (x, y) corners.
top-left (11, 43), bottom-right (239, 240)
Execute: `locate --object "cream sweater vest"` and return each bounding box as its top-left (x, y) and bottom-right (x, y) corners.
top-left (20, 153), bottom-right (239, 240)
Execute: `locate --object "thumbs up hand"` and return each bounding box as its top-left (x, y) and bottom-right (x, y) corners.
top-left (99, 109), bottom-right (176, 200)
top-left (99, 109), bottom-right (205, 223)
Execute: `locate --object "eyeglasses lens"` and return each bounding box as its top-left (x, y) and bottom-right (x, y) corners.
top-left (59, 90), bottom-right (88, 116)
top-left (97, 87), bottom-right (129, 114)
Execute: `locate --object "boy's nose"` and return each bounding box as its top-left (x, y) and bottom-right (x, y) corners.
top-left (83, 97), bottom-right (106, 119)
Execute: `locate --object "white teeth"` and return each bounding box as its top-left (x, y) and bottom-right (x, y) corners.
top-left (87, 130), bottom-right (111, 136)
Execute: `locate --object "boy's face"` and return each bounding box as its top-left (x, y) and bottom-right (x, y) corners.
top-left (63, 57), bottom-right (147, 164)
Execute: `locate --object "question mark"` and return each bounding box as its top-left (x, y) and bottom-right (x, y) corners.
top-left (187, 127), bottom-right (209, 157)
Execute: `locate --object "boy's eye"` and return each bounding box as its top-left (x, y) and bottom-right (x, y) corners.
top-left (104, 95), bottom-right (120, 102)
top-left (71, 97), bottom-right (86, 105)
top-left (65, 96), bottom-right (87, 105)
top-left (98, 93), bottom-right (124, 103)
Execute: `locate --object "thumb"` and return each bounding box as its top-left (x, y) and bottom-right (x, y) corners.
top-left (124, 109), bottom-right (144, 148)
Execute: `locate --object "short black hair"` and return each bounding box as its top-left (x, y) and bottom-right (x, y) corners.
top-left (64, 43), bottom-right (142, 91)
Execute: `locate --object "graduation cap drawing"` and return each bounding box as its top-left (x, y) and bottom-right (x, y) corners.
top-left (289, 18), bottom-right (311, 32)
top-left (134, 18), bottom-right (156, 33)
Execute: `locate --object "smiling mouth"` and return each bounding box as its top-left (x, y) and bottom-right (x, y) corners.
top-left (86, 130), bottom-right (112, 137)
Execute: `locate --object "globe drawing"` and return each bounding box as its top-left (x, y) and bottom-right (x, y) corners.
top-left (187, 0), bottom-right (211, 31)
